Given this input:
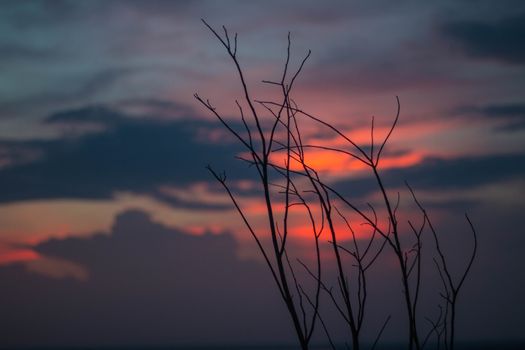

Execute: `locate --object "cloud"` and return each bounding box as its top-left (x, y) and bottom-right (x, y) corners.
top-left (0, 67), bottom-right (134, 121)
top-left (0, 209), bottom-right (293, 347)
top-left (1, 207), bottom-right (524, 346)
top-left (396, 153), bottom-right (525, 191)
top-left (0, 105), bottom-right (250, 207)
top-left (44, 105), bottom-right (126, 126)
top-left (441, 13), bottom-right (525, 64)
top-left (481, 103), bottom-right (525, 117)
top-left (333, 153), bottom-right (525, 199)
top-left (456, 102), bottom-right (525, 130)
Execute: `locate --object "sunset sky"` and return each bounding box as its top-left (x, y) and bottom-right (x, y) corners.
top-left (1, 1), bottom-right (524, 347)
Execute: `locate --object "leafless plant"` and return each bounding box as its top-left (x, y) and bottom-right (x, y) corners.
top-left (274, 99), bottom-right (478, 350)
top-left (195, 21), bottom-right (477, 350)
top-left (195, 20), bottom-right (322, 350)
top-left (407, 184), bottom-right (478, 350)
top-left (263, 100), bottom-right (391, 350)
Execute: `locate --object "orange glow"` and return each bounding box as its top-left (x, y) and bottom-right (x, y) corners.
top-left (270, 148), bottom-right (424, 176)
top-left (1, 223), bottom-right (74, 246)
top-left (301, 150), bottom-right (365, 172)
top-left (306, 119), bottom-right (454, 155)
top-left (269, 149), bottom-right (364, 174)
top-left (244, 199), bottom-right (280, 215)
top-left (377, 151), bottom-right (423, 169)
top-left (289, 218), bottom-right (387, 242)
top-left (0, 248), bottom-right (40, 265)
top-left (0, 242), bottom-right (89, 280)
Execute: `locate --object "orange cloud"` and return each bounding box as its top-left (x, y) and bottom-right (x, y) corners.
top-left (271, 147), bottom-right (423, 177)
top-left (0, 248), bottom-right (39, 265)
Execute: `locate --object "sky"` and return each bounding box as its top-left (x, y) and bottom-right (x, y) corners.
top-left (0, 0), bottom-right (524, 347)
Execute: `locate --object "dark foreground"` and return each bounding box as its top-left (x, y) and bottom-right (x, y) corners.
top-left (2, 343), bottom-right (525, 350)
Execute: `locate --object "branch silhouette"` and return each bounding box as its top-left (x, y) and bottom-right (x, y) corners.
top-left (196, 21), bottom-right (478, 350)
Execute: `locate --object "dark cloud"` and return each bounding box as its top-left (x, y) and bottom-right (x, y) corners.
top-left (1, 208), bottom-right (524, 346)
top-left (0, 210), bottom-right (291, 347)
top-left (0, 105), bottom-right (250, 207)
top-left (44, 105), bottom-right (126, 125)
top-left (442, 13), bottom-right (525, 64)
top-left (333, 153), bottom-right (525, 199)
top-left (481, 103), bottom-right (525, 117)
top-left (0, 140), bottom-right (43, 169)
top-left (0, 68), bottom-right (133, 119)
top-left (456, 102), bottom-right (525, 130)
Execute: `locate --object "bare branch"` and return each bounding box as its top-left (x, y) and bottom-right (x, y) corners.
top-left (375, 96), bottom-right (400, 167)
